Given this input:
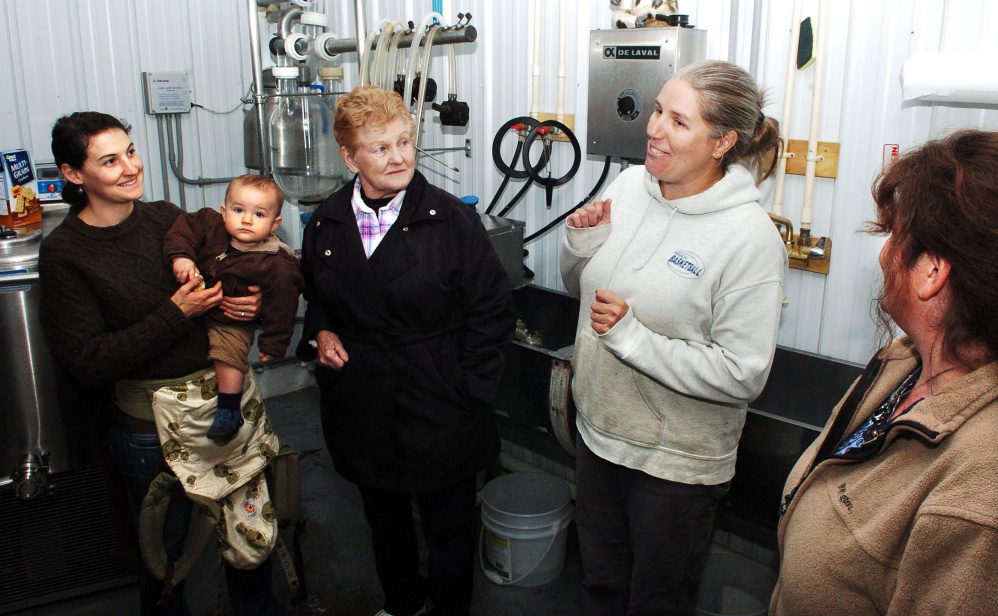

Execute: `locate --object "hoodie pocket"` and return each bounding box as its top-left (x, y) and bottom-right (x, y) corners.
top-left (630, 369), bottom-right (744, 461)
top-left (572, 328), bottom-right (664, 447)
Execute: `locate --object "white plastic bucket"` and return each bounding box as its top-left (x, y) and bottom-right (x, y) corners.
top-left (479, 471), bottom-right (573, 587)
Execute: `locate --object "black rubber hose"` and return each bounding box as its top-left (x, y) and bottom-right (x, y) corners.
top-left (521, 120), bottom-right (582, 190)
top-left (485, 139), bottom-right (522, 215)
top-left (521, 120), bottom-right (582, 213)
top-left (487, 116), bottom-right (550, 216)
top-left (497, 178), bottom-right (534, 218)
top-left (491, 116), bottom-right (547, 179)
top-left (524, 156), bottom-right (614, 244)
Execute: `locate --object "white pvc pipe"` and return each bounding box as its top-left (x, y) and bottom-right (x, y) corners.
top-left (801, 0), bottom-right (829, 238)
top-left (556, 0), bottom-right (567, 122)
top-left (772, 0), bottom-right (802, 217)
top-left (531, 1), bottom-right (542, 117)
top-left (353, 0), bottom-right (367, 68)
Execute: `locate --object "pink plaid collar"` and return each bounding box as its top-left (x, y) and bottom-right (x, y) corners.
top-left (351, 178), bottom-right (405, 258)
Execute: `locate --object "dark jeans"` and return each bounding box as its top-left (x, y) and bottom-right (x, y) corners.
top-left (358, 475), bottom-right (479, 616)
top-left (576, 436), bottom-right (729, 616)
top-left (109, 428), bottom-right (283, 616)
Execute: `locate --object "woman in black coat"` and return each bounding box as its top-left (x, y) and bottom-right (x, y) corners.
top-left (296, 86), bottom-right (516, 616)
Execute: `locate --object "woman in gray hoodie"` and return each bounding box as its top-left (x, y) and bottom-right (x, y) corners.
top-left (561, 60), bottom-right (788, 616)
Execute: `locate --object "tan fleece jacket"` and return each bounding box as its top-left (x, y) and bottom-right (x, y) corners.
top-left (771, 337), bottom-right (998, 616)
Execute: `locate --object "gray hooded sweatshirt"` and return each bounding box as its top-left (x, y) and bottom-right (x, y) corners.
top-left (561, 164), bottom-right (787, 485)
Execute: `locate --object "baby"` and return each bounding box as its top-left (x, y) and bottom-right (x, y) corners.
top-left (164, 174), bottom-right (305, 440)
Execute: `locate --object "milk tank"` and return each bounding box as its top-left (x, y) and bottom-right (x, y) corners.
top-left (0, 204), bottom-right (133, 614)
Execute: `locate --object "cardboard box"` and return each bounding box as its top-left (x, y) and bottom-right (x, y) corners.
top-left (0, 149), bottom-right (42, 228)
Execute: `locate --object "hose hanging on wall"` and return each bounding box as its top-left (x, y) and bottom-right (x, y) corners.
top-left (486, 140), bottom-right (521, 214)
top-left (487, 116), bottom-right (548, 215)
top-left (496, 176), bottom-right (536, 218)
top-left (524, 156), bottom-right (613, 243)
top-left (521, 120), bottom-right (581, 209)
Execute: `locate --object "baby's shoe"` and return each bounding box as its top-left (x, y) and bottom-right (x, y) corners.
top-left (207, 406), bottom-right (244, 441)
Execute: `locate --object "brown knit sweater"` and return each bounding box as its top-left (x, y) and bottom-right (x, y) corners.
top-left (39, 200), bottom-right (210, 395)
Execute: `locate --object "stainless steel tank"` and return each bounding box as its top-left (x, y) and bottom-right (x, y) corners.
top-left (0, 205), bottom-right (99, 498)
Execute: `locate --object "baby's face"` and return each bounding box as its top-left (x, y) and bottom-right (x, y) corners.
top-left (221, 185), bottom-right (281, 248)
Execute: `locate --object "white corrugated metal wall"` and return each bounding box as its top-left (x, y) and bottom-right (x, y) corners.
top-left (4, 0), bottom-right (997, 365)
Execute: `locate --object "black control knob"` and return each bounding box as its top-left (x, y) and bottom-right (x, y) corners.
top-left (616, 89), bottom-right (640, 122)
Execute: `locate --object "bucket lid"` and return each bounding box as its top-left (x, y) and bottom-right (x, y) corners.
top-left (481, 472), bottom-right (572, 518)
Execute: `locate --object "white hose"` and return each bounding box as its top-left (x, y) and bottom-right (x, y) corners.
top-left (404, 12), bottom-right (448, 114)
top-left (413, 25), bottom-right (441, 149)
top-left (387, 28), bottom-right (407, 89)
top-left (447, 45), bottom-right (457, 97)
top-left (403, 29), bottom-right (426, 112)
top-left (359, 19), bottom-right (396, 87)
top-left (371, 23), bottom-right (397, 89)
top-left (358, 28), bottom-right (377, 86)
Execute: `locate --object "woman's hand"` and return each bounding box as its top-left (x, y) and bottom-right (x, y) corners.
top-left (316, 330), bottom-right (349, 370)
top-left (568, 198), bottom-right (612, 229)
top-left (171, 278), bottom-right (224, 318)
top-left (258, 352), bottom-right (276, 363)
top-left (590, 289), bottom-right (629, 335)
top-left (221, 285), bottom-right (262, 322)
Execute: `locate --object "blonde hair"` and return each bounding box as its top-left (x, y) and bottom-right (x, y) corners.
top-left (672, 60), bottom-right (783, 183)
top-left (333, 85), bottom-right (414, 155)
top-left (225, 174), bottom-right (284, 215)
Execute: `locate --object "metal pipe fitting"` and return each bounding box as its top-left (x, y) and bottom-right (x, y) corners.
top-left (12, 452), bottom-right (50, 500)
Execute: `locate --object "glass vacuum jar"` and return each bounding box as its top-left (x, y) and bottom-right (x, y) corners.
top-left (268, 66), bottom-right (345, 205)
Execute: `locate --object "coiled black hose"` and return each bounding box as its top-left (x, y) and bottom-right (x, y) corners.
top-left (524, 156), bottom-right (614, 244)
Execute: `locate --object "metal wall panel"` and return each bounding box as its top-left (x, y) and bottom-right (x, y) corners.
top-left (4, 0), bottom-right (998, 364)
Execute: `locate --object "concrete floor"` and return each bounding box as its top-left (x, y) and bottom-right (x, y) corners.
top-left (21, 387), bottom-right (582, 616)
top-left (20, 385), bottom-right (776, 616)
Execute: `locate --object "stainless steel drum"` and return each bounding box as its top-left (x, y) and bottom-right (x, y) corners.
top-left (0, 205), bottom-right (99, 497)
top-left (0, 205), bottom-right (135, 614)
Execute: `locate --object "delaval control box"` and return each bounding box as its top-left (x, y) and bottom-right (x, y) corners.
top-left (587, 27), bottom-right (706, 161)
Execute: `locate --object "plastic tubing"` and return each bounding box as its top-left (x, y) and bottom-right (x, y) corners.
top-left (371, 23), bottom-right (397, 89)
top-left (447, 44), bottom-right (457, 97)
top-left (404, 12), bottom-right (448, 113)
top-left (388, 27), bottom-right (406, 85)
top-left (772, 0), bottom-right (802, 217)
top-left (359, 18), bottom-right (394, 86)
top-left (358, 29), bottom-right (376, 85)
top-left (402, 28), bottom-right (425, 111)
top-left (413, 25), bottom-right (441, 149)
